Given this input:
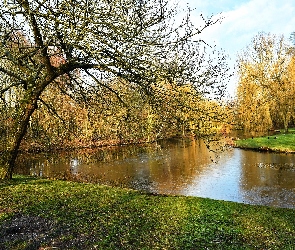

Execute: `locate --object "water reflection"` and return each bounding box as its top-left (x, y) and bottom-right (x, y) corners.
top-left (15, 138), bottom-right (295, 208)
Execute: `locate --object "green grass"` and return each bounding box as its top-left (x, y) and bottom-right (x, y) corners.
top-left (235, 132), bottom-right (295, 153)
top-left (1, 176), bottom-right (295, 249)
top-left (280, 128), bottom-right (295, 133)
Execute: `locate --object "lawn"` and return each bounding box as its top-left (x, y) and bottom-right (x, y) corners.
top-left (1, 176), bottom-right (295, 249)
top-left (235, 131), bottom-right (295, 153)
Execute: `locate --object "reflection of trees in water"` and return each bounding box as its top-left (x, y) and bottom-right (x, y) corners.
top-left (240, 152), bottom-right (295, 208)
top-left (15, 141), bottom-right (165, 178)
top-left (240, 151), bottom-right (295, 190)
top-left (15, 139), bottom-right (215, 193)
top-left (15, 139), bottom-right (295, 207)
top-left (146, 139), bottom-right (214, 194)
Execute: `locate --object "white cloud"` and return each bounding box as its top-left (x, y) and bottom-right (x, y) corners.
top-left (200, 0), bottom-right (295, 55)
top-left (182, 0), bottom-right (295, 96)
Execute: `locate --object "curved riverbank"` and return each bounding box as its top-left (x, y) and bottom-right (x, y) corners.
top-left (234, 133), bottom-right (295, 153)
top-left (1, 176), bottom-right (295, 249)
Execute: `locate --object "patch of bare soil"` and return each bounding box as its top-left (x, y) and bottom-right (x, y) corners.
top-left (0, 213), bottom-right (95, 249)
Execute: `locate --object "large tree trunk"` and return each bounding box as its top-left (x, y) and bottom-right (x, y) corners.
top-left (284, 119), bottom-right (289, 133)
top-left (282, 112), bottom-right (290, 133)
top-left (2, 99), bottom-right (38, 179)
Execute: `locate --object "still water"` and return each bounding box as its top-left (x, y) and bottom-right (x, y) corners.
top-left (15, 138), bottom-right (295, 208)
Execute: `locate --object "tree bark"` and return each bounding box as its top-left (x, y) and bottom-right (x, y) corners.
top-left (3, 99), bottom-right (38, 179)
top-left (283, 117), bottom-right (289, 133)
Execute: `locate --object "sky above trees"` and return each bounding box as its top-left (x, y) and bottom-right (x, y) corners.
top-left (179, 0), bottom-right (295, 96)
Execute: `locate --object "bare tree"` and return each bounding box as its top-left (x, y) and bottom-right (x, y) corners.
top-left (0, 0), bottom-right (227, 179)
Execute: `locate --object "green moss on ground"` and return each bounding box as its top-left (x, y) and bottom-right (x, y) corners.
top-left (1, 176), bottom-right (295, 249)
top-left (235, 132), bottom-right (295, 153)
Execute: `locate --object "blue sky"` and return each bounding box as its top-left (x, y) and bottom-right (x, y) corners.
top-left (178, 0), bottom-right (295, 97)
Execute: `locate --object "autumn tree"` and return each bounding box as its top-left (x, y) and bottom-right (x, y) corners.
top-left (0, 0), bottom-right (228, 179)
top-left (236, 33), bottom-right (295, 133)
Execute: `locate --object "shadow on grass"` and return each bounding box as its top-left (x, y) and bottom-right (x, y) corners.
top-left (0, 175), bottom-right (39, 187)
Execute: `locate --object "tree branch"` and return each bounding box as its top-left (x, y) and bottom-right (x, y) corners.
top-left (84, 69), bottom-right (127, 107)
top-left (19, 0), bottom-right (54, 75)
top-left (38, 97), bottom-right (67, 126)
top-left (0, 65), bottom-right (25, 83)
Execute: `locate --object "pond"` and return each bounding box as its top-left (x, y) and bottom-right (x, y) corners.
top-left (15, 138), bottom-right (295, 208)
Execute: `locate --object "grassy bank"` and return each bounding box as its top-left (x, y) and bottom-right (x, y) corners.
top-left (1, 176), bottom-right (295, 249)
top-left (235, 130), bottom-right (295, 153)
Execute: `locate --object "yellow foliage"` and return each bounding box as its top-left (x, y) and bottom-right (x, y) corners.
top-left (236, 33), bottom-right (295, 132)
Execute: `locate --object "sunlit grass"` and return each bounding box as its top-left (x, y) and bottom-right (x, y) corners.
top-left (1, 176), bottom-right (295, 249)
top-left (235, 132), bottom-right (295, 153)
